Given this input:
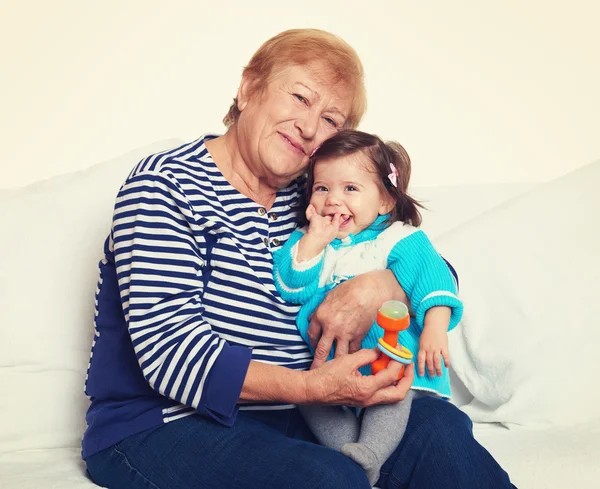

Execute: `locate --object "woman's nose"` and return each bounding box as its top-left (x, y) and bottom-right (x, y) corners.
top-left (295, 109), bottom-right (319, 140)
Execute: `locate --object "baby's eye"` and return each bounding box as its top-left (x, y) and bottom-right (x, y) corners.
top-left (294, 94), bottom-right (309, 105)
top-left (313, 185), bottom-right (328, 192)
top-left (345, 185), bottom-right (358, 192)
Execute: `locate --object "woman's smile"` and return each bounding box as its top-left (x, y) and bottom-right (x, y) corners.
top-left (278, 131), bottom-right (306, 155)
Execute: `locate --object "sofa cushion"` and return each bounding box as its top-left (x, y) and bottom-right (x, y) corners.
top-left (0, 140), bottom-right (182, 453)
top-left (439, 158), bottom-right (600, 428)
top-left (0, 448), bottom-right (99, 488)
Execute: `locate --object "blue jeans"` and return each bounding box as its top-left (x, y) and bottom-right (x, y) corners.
top-left (86, 396), bottom-right (517, 489)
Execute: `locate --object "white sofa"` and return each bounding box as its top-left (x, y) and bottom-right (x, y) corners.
top-left (1, 140), bottom-right (599, 489)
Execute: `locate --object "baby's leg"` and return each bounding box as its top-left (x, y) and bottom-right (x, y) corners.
top-left (299, 405), bottom-right (360, 451)
top-left (342, 390), bottom-right (420, 485)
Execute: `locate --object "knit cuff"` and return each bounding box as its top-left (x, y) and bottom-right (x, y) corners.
top-left (415, 291), bottom-right (463, 332)
top-left (273, 243), bottom-right (323, 290)
top-left (291, 241), bottom-right (324, 271)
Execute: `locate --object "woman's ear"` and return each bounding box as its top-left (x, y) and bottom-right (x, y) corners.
top-left (236, 73), bottom-right (255, 112)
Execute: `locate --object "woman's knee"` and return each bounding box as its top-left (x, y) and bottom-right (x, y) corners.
top-left (410, 396), bottom-right (473, 439)
top-left (86, 445), bottom-right (160, 489)
top-left (304, 447), bottom-right (370, 489)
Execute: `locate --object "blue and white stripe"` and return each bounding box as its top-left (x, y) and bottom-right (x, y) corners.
top-left (83, 135), bottom-right (312, 458)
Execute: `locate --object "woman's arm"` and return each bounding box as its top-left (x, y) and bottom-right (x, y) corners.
top-left (309, 229), bottom-right (463, 370)
top-left (308, 269), bottom-right (408, 369)
top-left (239, 349), bottom-right (414, 407)
top-left (113, 170), bottom-right (252, 426)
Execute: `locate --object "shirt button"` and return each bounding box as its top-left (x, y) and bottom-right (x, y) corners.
top-left (269, 213), bottom-right (278, 221)
top-left (258, 208), bottom-right (266, 216)
top-left (272, 238), bottom-right (280, 246)
top-left (263, 237), bottom-right (269, 246)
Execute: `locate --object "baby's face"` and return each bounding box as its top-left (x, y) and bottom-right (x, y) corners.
top-left (309, 152), bottom-right (393, 238)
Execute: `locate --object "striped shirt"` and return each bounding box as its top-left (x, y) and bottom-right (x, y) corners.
top-left (82, 135), bottom-right (311, 458)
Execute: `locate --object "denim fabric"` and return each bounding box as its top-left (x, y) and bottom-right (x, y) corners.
top-left (377, 396), bottom-right (517, 489)
top-left (86, 397), bottom-right (517, 489)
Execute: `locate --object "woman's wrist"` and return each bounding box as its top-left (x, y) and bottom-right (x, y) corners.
top-left (239, 360), bottom-right (312, 405)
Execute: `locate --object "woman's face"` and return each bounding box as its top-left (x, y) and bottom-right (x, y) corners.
top-left (236, 64), bottom-right (353, 188)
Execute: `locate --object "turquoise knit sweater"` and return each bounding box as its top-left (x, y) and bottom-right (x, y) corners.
top-left (273, 215), bottom-right (463, 398)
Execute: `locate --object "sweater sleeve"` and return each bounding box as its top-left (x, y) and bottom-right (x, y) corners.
top-left (272, 229), bottom-right (324, 304)
top-left (112, 170), bottom-right (251, 426)
top-left (387, 230), bottom-right (463, 331)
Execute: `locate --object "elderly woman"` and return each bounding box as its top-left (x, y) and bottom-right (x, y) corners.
top-left (83, 29), bottom-right (516, 489)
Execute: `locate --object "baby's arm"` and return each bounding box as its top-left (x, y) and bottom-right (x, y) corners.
top-left (273, 229), bottom-right (323, 304)
top-left (272, 206), bottom-right (341, 304)
top-left (387, 229), bottom-right (463, 377)
top-left (420, 306), bottom-right (451, 377)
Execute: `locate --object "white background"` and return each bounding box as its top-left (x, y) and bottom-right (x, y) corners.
top-left (1, 0), bottom-right (598, 188)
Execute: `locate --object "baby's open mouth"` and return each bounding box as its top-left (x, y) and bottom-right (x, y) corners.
top-left (339, 214), bottom-right (352, 228)
top-left (324, 213), bottom-right (352, 228)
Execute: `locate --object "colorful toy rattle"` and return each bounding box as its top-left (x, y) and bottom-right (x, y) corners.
top-left (370, 300), bottom-right (413, 379)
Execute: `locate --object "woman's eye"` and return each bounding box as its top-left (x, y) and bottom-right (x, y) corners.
top-left (323, 117), bottom-right (338, 128)
top-left (294, 94), bottom-right (308, 105)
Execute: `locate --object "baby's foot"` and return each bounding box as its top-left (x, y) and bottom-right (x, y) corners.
top-left (342, 442), bottom-right (381, 486)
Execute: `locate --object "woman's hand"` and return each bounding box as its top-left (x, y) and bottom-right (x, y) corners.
top-left (303, 348), bottom-right (414, 407)
top-left (308, 269), bottom-right (409, 369)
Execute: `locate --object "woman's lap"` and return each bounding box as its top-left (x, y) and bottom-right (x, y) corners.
top-left (86, 397), bottom-right (516, 489)
top-left (85, 408), bottom-right (370, 489)
top-left (377, 396), bottom-right (516, 489)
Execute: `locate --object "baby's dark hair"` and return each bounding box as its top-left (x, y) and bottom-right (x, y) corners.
top-left (298, 130), bottom-right (423, 228)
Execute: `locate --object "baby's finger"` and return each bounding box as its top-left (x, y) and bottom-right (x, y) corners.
top-left (427, 350), bottom-right (435, 377)
top-left (332, 213), bottom-right (342, 229)
top-left (417, 349), bottom-right (426, 377)
top-left (442, 349), bottom-right (451, 369)
top-left (434, 351), bottom-right (443, 376)
top-left (306, 205), bottom-right (316, 221)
